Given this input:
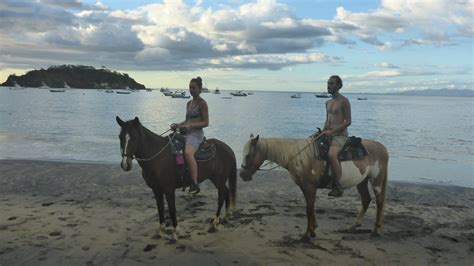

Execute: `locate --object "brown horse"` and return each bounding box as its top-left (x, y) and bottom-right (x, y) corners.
top-left (240, 134), bottom-right (389, 240)
top-left (116, 116), bottom-right (237, 240)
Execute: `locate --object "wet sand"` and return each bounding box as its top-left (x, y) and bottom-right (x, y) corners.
top-left (0, 159), bottom-right (473, 265)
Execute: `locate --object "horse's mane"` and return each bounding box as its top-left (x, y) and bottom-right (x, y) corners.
top-left (262, 138), bottom-right (316, 168)
top-left (138, 123), bottom-right (168, 147)
top-left (140, 124), bottom-right (160, 138)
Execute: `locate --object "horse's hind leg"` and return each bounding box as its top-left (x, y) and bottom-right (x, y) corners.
top-left (164, 191), bottom-right (178, 241)
top-left (370, 167), bottom-right (388, 236)
top-left (349, 177), bottom-right (371, 231)
top-left (208, 182), bottom-right (229, 233)
top-left (299, 183), bottom-right (317, 240)
top-left (152, 188), bottom-right (166, 238)
top-left (222, 183), bottom-right (231, 219)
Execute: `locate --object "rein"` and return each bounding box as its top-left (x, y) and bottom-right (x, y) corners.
top-left (258, 133), bottom-right (323, 171)
top-left (123, 129), bottom-right (176, 162)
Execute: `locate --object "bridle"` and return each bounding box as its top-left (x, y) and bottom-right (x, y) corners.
top-left (241, 139), bottom-right (272, 171)
top-left (121, 128), bottom-right (175, 162)
top-left (241, 133), bottom-right (323, 172)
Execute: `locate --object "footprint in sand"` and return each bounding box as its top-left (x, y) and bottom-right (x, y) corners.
top-left (143, 244), bottom-right (157, 252)
top-left (49, 231), bottom-right (62, 236)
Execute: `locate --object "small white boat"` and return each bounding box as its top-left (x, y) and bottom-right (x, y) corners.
top-left (291, 93), bottom-right (301, 98)
top-left (39, 81), bottom-right (50, 89)
top-left (213, 88), bottom-right (221, 94)
top-left (105, 89), bottom-right (114, 93)
top-left (315, 92), bottom-right (331, 98)
top-left (161, 88), bottom-right (174, 96)
top-left (171, 92), bottom-right (190, 98)
top-left (230, 91), bottom-right (247, 96)
top-left (12, 81), bottom-right (23, 89)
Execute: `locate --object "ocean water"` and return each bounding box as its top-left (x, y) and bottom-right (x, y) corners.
top-left (0, 88), bottom-right (473, 187)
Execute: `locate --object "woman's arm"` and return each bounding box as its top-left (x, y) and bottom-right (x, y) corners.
top-left (170, 101), bottom-right (191, 129)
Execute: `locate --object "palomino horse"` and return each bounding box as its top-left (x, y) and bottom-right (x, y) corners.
top-left (240, 134), bottom-right (388, 240)
top-left (116, 116), bottom-right (237, 240)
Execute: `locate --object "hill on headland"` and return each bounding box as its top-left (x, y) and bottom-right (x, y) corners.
top-left (1, 65), bottom-right (146, 90)
top-left (392, 88), bottom-right (473, 97)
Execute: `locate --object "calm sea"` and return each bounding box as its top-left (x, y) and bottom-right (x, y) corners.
top-left (0, 88), bottom-right (472, 188)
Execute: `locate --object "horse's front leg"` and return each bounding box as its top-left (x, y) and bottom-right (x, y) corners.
top-left (165, 191), bottom-right (178, 241)
top-left (300, 183), bottom-right (317, 241)
top-left (152, 188), bottom-right (166, 238)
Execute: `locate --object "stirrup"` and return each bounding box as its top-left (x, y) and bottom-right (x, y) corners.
top-left (328, 182), bottom-right (343, 197)
top-left (189, 182), bottom-right (200, 194)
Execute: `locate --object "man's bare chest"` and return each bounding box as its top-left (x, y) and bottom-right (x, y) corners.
top-left (327, 100), bottom-right (343, 115)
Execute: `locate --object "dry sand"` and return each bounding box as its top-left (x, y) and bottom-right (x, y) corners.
top-left (0, 159), bottom-right (473, 265)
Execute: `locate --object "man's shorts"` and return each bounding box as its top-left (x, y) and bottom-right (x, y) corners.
top-left (330, 135), bottom-right (348, 148)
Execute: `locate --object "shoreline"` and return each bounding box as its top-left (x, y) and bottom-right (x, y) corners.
top-left (1, 159), bottom-right (473, 265)
top-left (1, 158), bottom-right (472, 189)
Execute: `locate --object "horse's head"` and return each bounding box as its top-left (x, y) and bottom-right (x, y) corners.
top-left (240, 134), bottom-right (266, 181)
top-left (116, 116), bottom-right (141, 171)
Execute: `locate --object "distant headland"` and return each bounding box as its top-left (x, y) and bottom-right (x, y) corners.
top-left (1, 65), bottom-right (146, 90)
top-left (390, 88), bottom-right (473, 97)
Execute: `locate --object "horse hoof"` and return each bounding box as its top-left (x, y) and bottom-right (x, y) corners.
top-left (220, 218), bottom-right (228, 225)
top-left (346, 224), bottom-right (361, 233)
top-left (310, 232), bottom-right (316, 238)
top-left (207, 226), bottom-right (217, 233)
top-left (371, 231), bottom-right (381, 238)
top-left (166, 238), bottom-right (177, 244)
top-left (300, 234), bottom-right (312, 243)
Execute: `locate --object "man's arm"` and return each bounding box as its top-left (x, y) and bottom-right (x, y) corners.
top-left (322, 100), bottom-right (330, 131)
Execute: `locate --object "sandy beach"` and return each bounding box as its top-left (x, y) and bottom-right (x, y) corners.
top-left (0, 159), bottom-right (473, 265)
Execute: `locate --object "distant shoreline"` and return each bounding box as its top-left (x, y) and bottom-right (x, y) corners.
top-left (0, 158), bottom-right (471, 189)
top-left (2, 86), bottom-right (472, 97)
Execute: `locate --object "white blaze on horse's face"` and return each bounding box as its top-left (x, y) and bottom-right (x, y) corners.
top-left (121, 133), bottom-right (132, 171)
top-left (240, 136), bottom-right (260, 181)
top-left (241, 141), bottom-right (250, 168)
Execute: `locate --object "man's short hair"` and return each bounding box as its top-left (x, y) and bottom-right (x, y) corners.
top-left (330, 75), bottom-right (343, 88)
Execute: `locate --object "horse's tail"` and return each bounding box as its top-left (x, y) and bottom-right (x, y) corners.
top-left (229, 158), bottom-right (237, 209)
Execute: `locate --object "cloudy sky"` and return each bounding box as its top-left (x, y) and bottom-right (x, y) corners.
top-left (0, 0), bottom-right (472, 92)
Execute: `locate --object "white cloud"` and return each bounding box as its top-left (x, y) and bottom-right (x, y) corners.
top-left (363, 70), bottom-right (402, 78)
top-left (327, 0), bottom-right (473, 48)
top-left (41, 0), bottom-right (107, 11)
top-left (0, 0), bottom-right (472, 73)
top-left (375, 62), bottom-right (399, 69)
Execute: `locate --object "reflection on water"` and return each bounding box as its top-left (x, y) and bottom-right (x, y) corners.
top-left (0, 88), bottom-right (473, 187)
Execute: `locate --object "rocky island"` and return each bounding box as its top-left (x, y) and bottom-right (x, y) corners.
top-left (1, 65), bottom-right (146, 90)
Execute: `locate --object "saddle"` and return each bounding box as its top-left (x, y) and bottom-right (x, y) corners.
top-left (170, 133), bottom-right (216, 162)
top-left (313, 135), bottom-right (369, 189)
top-left (170, 133), bottom-right (216, 189)
top-left (194, 140), bottom-right (216, 162)
top-left (314, 135), bottom-right (368, 161)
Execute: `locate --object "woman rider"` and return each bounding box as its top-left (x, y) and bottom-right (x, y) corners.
top-left (170, 77), bottom-right (209, 194)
